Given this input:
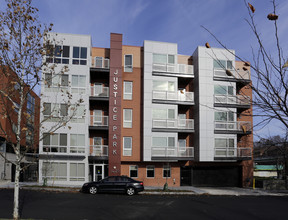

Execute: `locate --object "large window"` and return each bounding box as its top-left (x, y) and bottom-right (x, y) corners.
top-left (153, 81), bottom-right (175, 91)
top-left (129, 165), bottom-right (138, 178)
top-left (72, 75), bottom-right (86, 93)
top-left (43, 133), bottom-right (67, 153)
top-left (46, 45), bottom-right (70, 64)
top-left (123, 109), bottom-right (132, 128)
top-left (152, 137), bottom-right (175, 148)
top-left (215, 138), bottom-right (236, 157)
top-left (215, 111), bottom-right (234, 121)
top-left (43, 103), bottom-right (68, 118)
top-left (70, 163), bottom-right (85, 181)
top-left (70, 134), bottom-right (85, 153)
top-left (152, 109), bottom-right (175, 119)
top-left (153, 53), bottom-right (175, 64)
top-left (123, 137), bottom-right (132, 156)
top-left (72, 47), bottom-right (87, 65)
top-left (214, 85), bottom-right (234, 95)
top-left (123, 81), bottom-right (133, 100)
top-left (163, 165), bottom-right (171, 178)
top-left (42, 162), bottom-right (67, 181)
top-left (146, 165), bottom-right (155, 178)
top-left (44, 73), bottom-right (68, 88)
top-left (213, 59), bottom-right (233, 70)
top-left (124, 55), bottom-right (133, 72)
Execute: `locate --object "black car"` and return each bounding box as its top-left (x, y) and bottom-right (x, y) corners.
top-left (81, 176), bottom-right (144, 196)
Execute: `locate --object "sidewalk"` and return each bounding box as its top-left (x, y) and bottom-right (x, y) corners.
top-left (1, 181), bottom-right (288, 196)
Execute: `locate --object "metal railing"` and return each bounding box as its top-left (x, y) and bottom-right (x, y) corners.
top-left (153, 63), bottom-right (194, 75)
top-left (90, 86), bottom-right (109, 97)
top-left (214, 94), bottom-right (251, 106)
top-left (89, 115), bottom-right (109, 127)
top-left (90, 145), bottom-right (108, 157)
top-left (151, 147), bottom-right (194, 158)
top-left (152, 118), bottom-right (194, 130)
top-left (214, 121), bottom-right (251, 132)
top-left (213, 68), bottom-right (250, 80)
top-left (152, 90), bottom-right (194, 103)
top-left (214, 147), bottom-right (252, 158)
top-left (43, 146), bottom-right (85, 154)
top-left (92, 57), bottom-right (110, 69)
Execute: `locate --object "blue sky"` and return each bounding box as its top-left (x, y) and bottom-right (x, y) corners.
top-left (3, 0), bottom-right (288, 139)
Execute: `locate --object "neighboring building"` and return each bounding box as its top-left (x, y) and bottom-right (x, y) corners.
top-left (0, 67), bottom-right (40, 182)
top-left (39, 33), bottom-right (253, 187)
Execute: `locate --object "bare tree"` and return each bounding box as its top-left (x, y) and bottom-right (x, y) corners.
top-left (0, 0), bottom-right (83, 219)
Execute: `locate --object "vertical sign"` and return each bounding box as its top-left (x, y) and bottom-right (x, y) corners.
top-left (108, 33), bottom-right (122, 176)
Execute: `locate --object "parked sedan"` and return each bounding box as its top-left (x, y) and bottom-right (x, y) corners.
top-left (81, 176), bottom-right (144, 196)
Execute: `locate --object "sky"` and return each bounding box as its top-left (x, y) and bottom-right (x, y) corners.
top-left (2, 0), bottom-right (288, 140)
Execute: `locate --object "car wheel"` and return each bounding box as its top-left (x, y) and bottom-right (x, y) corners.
top-left (89, 186), bottom-right (98, 195)
top-left (126, 187), bottom-right (135, 196)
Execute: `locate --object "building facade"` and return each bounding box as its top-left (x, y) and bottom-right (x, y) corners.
top-left (39, 33), bottom-right (253, 187)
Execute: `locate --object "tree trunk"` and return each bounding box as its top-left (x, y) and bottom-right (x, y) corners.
top-left (13, 163), bottom-right (20, 220)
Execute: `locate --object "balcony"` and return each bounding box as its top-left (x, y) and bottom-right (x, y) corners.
top-left (152, 118), bottom-right (194, 133)
top-left (43, 145), bottom-right (85, 154)
top-left (90, 86), bottom-right (109, 101)
top-left (214, 147), bottom-right (252, 160)
top-left (89, 145), bottom-right (108, 159)
top-left (91, 57), bottom-right (109, 72)
top-left (214, 94), bottom-right (251, 108)
top-left (151, 147), bottom-right (194, 161)
top-left (152, 63), bottom-right (194, 77)
top-left (152, 90), bottom-right (194, 105)
top-left (214, 121), bottom-right (252, 134)
top-left (213, 69), bottom-right (250, 83)
top-left (89, 115), bottom-right (109, 130)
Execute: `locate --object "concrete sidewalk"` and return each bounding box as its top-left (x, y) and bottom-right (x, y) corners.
top-left (1, 181), bottom-right (288, 196)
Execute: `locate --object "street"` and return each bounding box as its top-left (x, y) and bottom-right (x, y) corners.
top-left (0, 189), bottom-right (287, 219)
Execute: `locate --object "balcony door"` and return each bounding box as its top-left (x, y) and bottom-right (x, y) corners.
top-left (93, 110), bottom-right (102, 125)
top-left (178, 114), bottom-right (186, 128)
top-left (94, 83), bottom-right (103, 96)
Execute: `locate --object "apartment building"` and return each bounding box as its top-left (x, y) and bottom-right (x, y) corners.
top-left (38, 32), bottom-right (253, 187)
top-left (0, 67), bottom-right (40, 182)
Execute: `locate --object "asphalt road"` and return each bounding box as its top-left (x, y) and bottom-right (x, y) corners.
top-left (0, 189), bottom-right (287, 220)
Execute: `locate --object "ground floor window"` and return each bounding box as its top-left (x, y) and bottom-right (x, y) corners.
top-left (70, 163), bottom-right (85, 181)
top-left (42, 162), bottom-right (67, 181)
top-left (130, 165), bottom-right (138, 178)
top-left (163, 165), bottom-right (171, 178)
top-left (146, 165), bottom-right (155, 178)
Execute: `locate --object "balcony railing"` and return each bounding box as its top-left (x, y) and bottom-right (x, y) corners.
top-left (152, 91), bottom-right (194, 103)
top-left (89, 115), bottom-right (109, 127)
top-left (90, 145), bottom-right (108, 157)
top-left (214, 121), bottom-right (252, 133)
top-left (214, 94), bottom-right (251, 106)
top-left (214, 147), bottom-right (252, 158)
top-left (90, 86), bottom-right (109, 97)
top-left (152, 119), bottom-right (194, 130)
top-left (153, 63), bottom-right (194, 76)
top-left (43, 145), bottom-right (85, 154)
top-left (151, 147), bottom-right (194, 158)
top-left (213, 68), bottom-right (250, 80)
top-left (92, 57), bottom-right (110, 69)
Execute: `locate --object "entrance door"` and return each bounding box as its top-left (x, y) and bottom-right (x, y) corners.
top-left (94, 165), bottom-right (104, 182)
top-left (180, 166), bottom-right (192, 186)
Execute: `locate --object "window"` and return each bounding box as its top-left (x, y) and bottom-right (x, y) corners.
top-left (213, 59), bottom-right (233, 70)
top-left (72, 47), bottom-right (87, 65)
top-left (152, 137), bottom-right (175, 148)
top-left (13, 102), bottom-right (20, 114)
top-left (46, 45), bottom-right (70, 64)
top-left (215, 111), bottom-right (234, 121)
top-left (43, 103), bottom-right (69, 118)
top-left (163, 165), bottom-right (171, 178)
top-left (123, 81), bottom-right (133, 100)
top-left (129, 165), bottom-right (138, 178)
top-left (123, 137), bottom-right (132, 156)
top-left (70, 134), bottom-right (85, 153)
top-left (124, 55), bottom-right (133, 72)
top-left (146, 166), bottom-right (155, 178)
top-left (153, 53), bottom-right (175, 64)
top-left (42, 162), bottom-right (67, 181)
top-left (14, 82), bottom-right (20, 90)
top-left (123, 109), bottom-right (132, 128)
top-left (70, 163), bottom-right (85, 181)
top-left (27, 93), bottom-right (35, 124)
top-left (215, 138), bottom-right (236, 157)
top-left (71, 75), bottom-right (86, 93)
top-left (152, 109), bottom-right (175, 119)
top-left (153, 81), bottom-right (175, 91)
top-left (43, 133), bottom-right (67, 153)
top-left (44, 73), bottom-right (68, 88)
top-left (214, 85), bottom-right (234, 95)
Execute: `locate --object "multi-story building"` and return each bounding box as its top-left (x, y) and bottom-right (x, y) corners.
top-left (39, 32), bottom-right (253, 187)
top-left (0, 67), bottom-right (40, 182)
